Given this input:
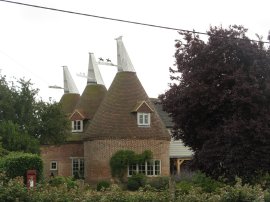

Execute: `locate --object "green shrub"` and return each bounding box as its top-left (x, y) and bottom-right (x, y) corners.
top-left (127, 174), bottom-right (146, 191)
top-left (192, 171), bottom-right (224, 193)
top-left (127, 178), bottom-right (140, 191)
top-left (97, 180), bottom-right (110, 191)
top-left (147, 176), bottom-right (169, 190)
top-left (49, 176), bottom-right (65, 187)
top-left (1, 152), bottom-right (43, 183)
top-left (264, 190), bottom-right (270, 202)
top-left (0, 176), bottom-right (29, 202)
top-left (251, 172), bottom-right (270, 189)
top-left (219, 178), bottom-right (265, 202)
top-left (175, 180), bottom-right (194, 195)
top-left (49, 176), bottom-right (77, 189)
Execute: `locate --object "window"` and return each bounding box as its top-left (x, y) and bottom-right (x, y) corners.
top-left (50, 161), bottom-right (57, 170)
top-left (128, 160), bottom-right (161, 176)
top-left (72, 158), bottom-right (84, 178)
top-left (72, 120), bottom-right (83, 132)
top-left (137, 113), bottom-right (150, 126)
top-left (128, 164), bottom-right (137, 176)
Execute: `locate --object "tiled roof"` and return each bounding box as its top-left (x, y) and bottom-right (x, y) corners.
top-left (73, 84), bottom-right (107, 120)
top-left (150, 98), bottom-right (174, 128)
top-left (59, 93), bottom-right (80, 115)
top-left (84, 72), bottom-right (170, 140)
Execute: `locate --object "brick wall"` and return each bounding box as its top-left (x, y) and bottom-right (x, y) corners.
top-left (84, 139), bottom-right (170, 183)
top-left (41, 143), bottom-right (84, 178)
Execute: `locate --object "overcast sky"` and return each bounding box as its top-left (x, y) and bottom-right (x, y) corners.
top-left (0, 0), bottom-right (269, 102)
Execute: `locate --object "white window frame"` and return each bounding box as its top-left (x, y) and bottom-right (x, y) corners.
top-left (50, 161), bottom-right (57, 170)
top-left (128, 160), bottom-right (161, 177)
top-left (71, 120), bottom-right (83, 132)
top-left (137, 112), bottom-right (151, 127)
top-left (71, 158), bottom-right (84, 178)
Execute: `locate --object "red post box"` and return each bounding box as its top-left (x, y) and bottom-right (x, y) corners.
top-left (27, 170), bottom-right (36, 189)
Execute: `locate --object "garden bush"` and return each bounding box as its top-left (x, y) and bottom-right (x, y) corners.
top-left (192, 172), bottom-right (224, 193)
top-left (127, 173), bottom-right (146, 191)
top-left (127, 179), bottom-right (140, 191)
top-left (175, 180), bottom-right (194, 195)
top-left (49, 176), bottom-right (78, 189)
top-left (97, 180), bottom-right (110, 191)
top-left (0, 176), bottom-right (29, 202)
top-left (0, 152), bottom-right (43, 183)
top-left (146, 176), bottom-right (169, 190)
top-left (219, 178), bottom-right (265, 202)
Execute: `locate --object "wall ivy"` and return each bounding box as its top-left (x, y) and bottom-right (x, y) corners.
top-left (110, 150), bottom-right (152, 179)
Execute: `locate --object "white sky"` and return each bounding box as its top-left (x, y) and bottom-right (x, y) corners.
top-left (0, 0), bottom-right (269, 102)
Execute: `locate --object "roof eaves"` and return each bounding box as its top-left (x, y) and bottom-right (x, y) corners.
top-left (131, 100), bottom-right (154, 112)
top-left (69, 109), bottom-right (86, 120)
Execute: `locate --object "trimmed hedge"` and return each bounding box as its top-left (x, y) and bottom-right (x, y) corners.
top-left (0, 152), bottom-right (43, 183)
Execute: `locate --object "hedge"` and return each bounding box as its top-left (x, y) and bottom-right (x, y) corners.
top-left (0, 152), bottom-right (43, 183)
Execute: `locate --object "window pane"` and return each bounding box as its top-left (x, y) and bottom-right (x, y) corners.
top-left (78, 121), bottom-right (81, 130)
top-left (138, 163), bottom-right (146, 174)
top-left (128, 164), bottom-right (137, 176)
top-left (147, 161), bottom-right (154, 175)
top-left (139, 114), bottom-right (144, 124)
top-left (155, 160), bottom-right (161, 175)
top-left (79, 159), bottom-right (84, 177)
top-left (72, 159), bottom-right (79, 176)
top-left (72, 159), bottom-right (84, 178)
top-left (50, 161), bottom-right (57, 170)
top-left (144, 114), bottom-right (149, 124)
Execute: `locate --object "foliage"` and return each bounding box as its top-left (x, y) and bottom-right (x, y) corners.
top-left (97, 180), bottom-right (110, 191)
top-left (35, 101), bottom-right (70, 145)
top-left (0, 152), bottom-right (43, 183)
top-left (0, 176), bottom-right (28, 202)
top-left (176, 180), bottom-right (194, 195)
top-left (110, 150), bottom-right (152, 178)
top-left (127, 173), bottom-right (146, 191)
top-left (146, 176), bottom-right (169, 191)
top-left (192, 172), bottom-right (224, 193)
top-left (0, 121), bottom-right (40, 153)
top-left (161, 25), bottom-right (270, 182)
top-left (0, 137), bottom-right (9, 157)
top-left (175, 171), bottom-right (224, 195)
top-left (219, 178), bottom-right (265, 202)
top-left (0, 75), bottom-right (70, 151)
top-left (0, 172), bottom-right (269, 202)
top-left (49, 176), bottom-right (78, 189)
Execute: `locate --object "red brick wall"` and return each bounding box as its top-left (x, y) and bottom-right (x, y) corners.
top-left (84, 139), bottom-right (170, 183)
top-left (41, 143), bottom-right (84, 178)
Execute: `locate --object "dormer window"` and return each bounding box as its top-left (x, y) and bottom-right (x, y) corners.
top-left (132, 101), bottom-right (153, 127)
top-left (72, 120), bottom-right (83, 132)
top-left (69, 110), bottom-right (85, 133)
top-left (137, 112), bottom-right (150, 126)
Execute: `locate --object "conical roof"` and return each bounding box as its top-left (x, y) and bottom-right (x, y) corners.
top-left (85, 37), bottom-right (170, 140)
top-left (73, 53), bottom-right (107, 119)
top-left (63, 66), bottom-right (79, 94)
top-left (59, 66), bottom-right (80, 115)
top-left (84, 72), bottom-right (170, 140)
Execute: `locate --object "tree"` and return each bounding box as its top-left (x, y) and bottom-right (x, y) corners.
top-left (160, 25), bottom-right (270, 182)
top-left (36, 101), bottom-right (70, 145)
top-left (0, 75), bottom-right (70, 152)
top-left (0, 121), bottom-right (40, 153)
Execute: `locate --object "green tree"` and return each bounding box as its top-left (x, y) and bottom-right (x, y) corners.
top-left (36, 101), bottom-right (70, 145)
top-left (0, 75), bottom-right (70, 152)
top-left (0, 121), bottom-right (39, 153)
top-left (160, 25), bottom-right (270, 182)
